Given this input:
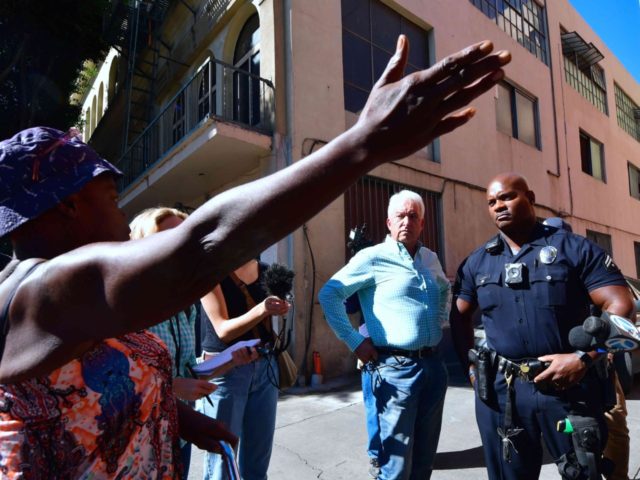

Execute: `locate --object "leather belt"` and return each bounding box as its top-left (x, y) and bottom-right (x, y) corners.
top-left (377, 346), bottom-right (437, 358)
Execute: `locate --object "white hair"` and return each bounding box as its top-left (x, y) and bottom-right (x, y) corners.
top-left (387, 190), bottom-right (425, 219)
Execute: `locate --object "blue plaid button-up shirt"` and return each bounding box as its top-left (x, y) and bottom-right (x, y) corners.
top-left (147, 304), bottom-right (197, 379)
top-left (319, 236), bottom-right (451, 352)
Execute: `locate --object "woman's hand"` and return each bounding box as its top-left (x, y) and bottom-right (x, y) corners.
top-left (261, 295), bottom-right (290, 317)
top-left (231, 346), bottom-right (260, 366)
top-left (173, 377), bottom-right (217, 401)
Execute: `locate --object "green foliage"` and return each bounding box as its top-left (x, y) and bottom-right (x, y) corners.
top-left (0, 0), bottom-right (110, 139)
top-left (70, 60), bottom-right (99, 106)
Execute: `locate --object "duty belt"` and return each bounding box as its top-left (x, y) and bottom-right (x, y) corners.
top-left (377, 346), bottom-right (437, 358)
top-left (497, 356), bottom-right (549, 383)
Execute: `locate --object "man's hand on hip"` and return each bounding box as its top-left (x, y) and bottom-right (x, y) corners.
top-left (355, 338), bottom-right (379, 363)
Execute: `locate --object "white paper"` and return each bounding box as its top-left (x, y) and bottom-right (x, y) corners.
top-left (192, 339), bottom-right (261, 375)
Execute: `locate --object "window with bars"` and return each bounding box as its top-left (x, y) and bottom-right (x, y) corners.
top-left (629, 162), bottom-right (640, 200)
top-left (343, 176), bottom-right (443, 261)
top-left (468, 0), bottom-right (548, 64)
top-left (586, 229), bottom-right (612, 256)
top-left (341, 0), bottom-right (430, 114)
top-left (580, 131), bottom-right (605, 182)
top-left (495, 82), bottom-right (540, 148)
top-left (615, 84), bottom-right (640, 142)
top-left (563, 56), bottom-right (608, 114)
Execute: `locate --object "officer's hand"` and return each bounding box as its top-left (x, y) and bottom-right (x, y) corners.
top-left (354, 338), bottom-right (378, 364)
top-left (533, 353), bottom-right (586, 389)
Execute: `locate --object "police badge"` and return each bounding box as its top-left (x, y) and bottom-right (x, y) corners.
top-left (539, 246), bottom-right (558, 265)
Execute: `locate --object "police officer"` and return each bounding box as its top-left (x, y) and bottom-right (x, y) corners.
top-left (450, 173), bottom-right (635, 480)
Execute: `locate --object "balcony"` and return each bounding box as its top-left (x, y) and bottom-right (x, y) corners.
top-left (116, 55), bottom-right (275, 214)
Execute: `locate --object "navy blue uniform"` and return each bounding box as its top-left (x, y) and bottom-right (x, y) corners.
top-left (454, 223), bottom-right (626, 479)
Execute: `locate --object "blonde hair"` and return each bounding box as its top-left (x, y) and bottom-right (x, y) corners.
top-left (129, 207), bottom-right (188, 240)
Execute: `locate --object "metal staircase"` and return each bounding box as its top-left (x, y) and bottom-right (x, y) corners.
top-left (103, 0), bottom-right (170, 153)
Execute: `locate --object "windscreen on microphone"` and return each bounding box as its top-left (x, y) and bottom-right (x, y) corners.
top-left (583, 315), bottom-right (609, 338)
top-left (262, 263), bottom-right (295, 300)
top-left (568, 326), bottom-right (596, 351)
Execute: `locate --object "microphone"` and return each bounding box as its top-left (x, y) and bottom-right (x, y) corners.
top-left (568, 325), bottom-right (598, 351)
top-left (584, 312), bottom-right (640, 352)
top-left (569, 313), bottom-right (640, 353)
top-left (263, 263), bottom-right (295, 301)
top-left (262, 263), bottom-right (295, 353)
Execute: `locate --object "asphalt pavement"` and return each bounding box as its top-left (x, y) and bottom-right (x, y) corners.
top-left (188, 371), bottom-right (640, 479)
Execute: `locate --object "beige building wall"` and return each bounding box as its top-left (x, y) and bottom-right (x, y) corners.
top-left (286, 0), bottom-right (640, 378)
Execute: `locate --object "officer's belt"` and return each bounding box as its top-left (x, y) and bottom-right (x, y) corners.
top-left (497, 355), bottom-right (548, 383)
top-left (377, 346), bottom-right (437, 358)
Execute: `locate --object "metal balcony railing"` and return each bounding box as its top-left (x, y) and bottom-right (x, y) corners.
top-left (116, 55), bottom-right (275, 191)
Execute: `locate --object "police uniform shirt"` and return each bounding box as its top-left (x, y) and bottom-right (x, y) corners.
top-left (454, 223), bottom-right (626, 359)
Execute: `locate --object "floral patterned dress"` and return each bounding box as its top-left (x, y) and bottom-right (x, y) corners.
top-left (0, 331), bottom-right (181, 479)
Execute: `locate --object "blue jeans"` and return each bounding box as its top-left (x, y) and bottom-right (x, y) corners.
top-left (362, 367), bottom-right (381, 460)
top-left (365, 354), bottom-right (448, 480)
top-left (196, 356), bottom-right (279, 480)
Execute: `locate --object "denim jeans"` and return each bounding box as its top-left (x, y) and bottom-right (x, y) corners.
top-left (365, 353), bottom-right (448, 480)
top-left (362, 367), bottom-right (381, 460)
top-left (196, 356), bottom-right (279, 480)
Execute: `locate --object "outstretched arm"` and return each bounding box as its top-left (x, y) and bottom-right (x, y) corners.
top-left (4, 37), bottom-right (510, 382)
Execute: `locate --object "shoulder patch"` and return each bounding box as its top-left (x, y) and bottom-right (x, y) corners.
top-left (604, 254), bottom-right (619, 272)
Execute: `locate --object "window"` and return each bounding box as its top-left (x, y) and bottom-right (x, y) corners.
top-left (469, 0), bottom-right (548, 64)
top-left (634, 242), bottom-right (640, 278)
top-left (171, 91), bottom-right (186, 145)
top-left (586, 230), bottom-right (612, 256)
top-left (629, 162), bottom-right (640, 200)
top-left (341, 0), bottom-right (429, 113)
top-left (343, 175), bottom-right (443, 260)
top-left (197, 60), bottom-right (217, 122)
top-left (614, 84), bottom-right (640, 142)
top-left (580, 131), bottom-right (605, 182)
top-left (496, 82), bottom-right (539, 148)
top-left (562, 31), bottom-right (607, 114)
top-left (233, 14), bottom-right (260, 126)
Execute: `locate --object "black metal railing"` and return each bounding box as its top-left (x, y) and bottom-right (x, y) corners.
top-left (116, 55), bottom-right (274, 190)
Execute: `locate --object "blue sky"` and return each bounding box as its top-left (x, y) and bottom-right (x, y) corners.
top-left (568, 0), bottom-right (640, 83)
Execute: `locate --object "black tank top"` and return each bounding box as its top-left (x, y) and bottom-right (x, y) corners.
top-left (200, 262), bottom-right (271, 353)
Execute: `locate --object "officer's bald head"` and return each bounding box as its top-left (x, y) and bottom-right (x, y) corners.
top-left (487, 173), bottom-right (531, 196)
top-left (486, 172), bottom-right (536, 235)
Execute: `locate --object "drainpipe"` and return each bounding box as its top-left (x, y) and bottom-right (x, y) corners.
top-left (544, 0), bottom-right (573, 216)
top-left (282, 0), bottom-right (294, 257)
top-left (281, 0), bottom-right (296, 352)
top-left (543, 0), bottom-right (561, 179)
